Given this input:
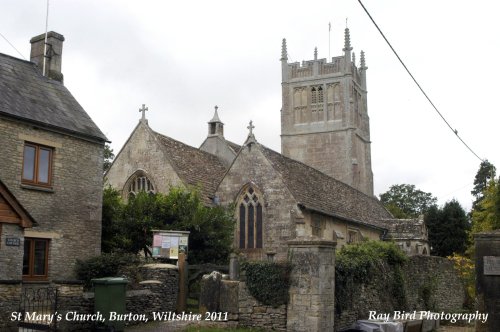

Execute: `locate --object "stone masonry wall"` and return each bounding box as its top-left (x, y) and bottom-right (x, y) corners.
top-left (216, 144), bottom-right (299, 261)
top-left (0, 224), bottom-right (24, 280)
top-left (0, 117), bottom-right (104, 280)
top-left (238, 280), bottom-right (287, 331)
top-left (0, 281), bottom-right (22, 332)
top-left (335, 255), bottom-right (465, 331)
top-left (127, 264), bottom-right (179, 320)
top-left (105, 121), bottom-right (184, 197)
top-left (0, 264), bottom-right (178, 331)
top-left (287, 239), bottom-right (336, 332)
top-left (199, 271), bottom-right (287, 331)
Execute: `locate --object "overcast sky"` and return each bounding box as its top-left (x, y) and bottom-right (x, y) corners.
top-left (2, 0), bottom-right (500, 212)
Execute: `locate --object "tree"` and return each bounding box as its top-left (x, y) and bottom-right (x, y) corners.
top-left (471, 160), bottom-right (496, 208)
top-left (101, 187), bottom-right (235, 264)
top-left (103, 144), bottom-right (115, 173)
top-left (425, 199), bottom-right (470, 257)
top-left (379, 184), bottom-right (437, 218)
top-left (101, 186), bottom-right (124, 253)
top-left (471, 179), bottom-right (500, 234)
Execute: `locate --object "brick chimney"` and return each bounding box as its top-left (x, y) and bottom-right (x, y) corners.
top-left (30, 31), bottom-right (65, 82)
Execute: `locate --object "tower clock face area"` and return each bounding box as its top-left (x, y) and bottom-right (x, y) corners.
top-left (280, 31), bottom-right (373, 196)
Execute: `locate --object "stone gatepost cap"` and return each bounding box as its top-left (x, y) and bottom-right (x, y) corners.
top-left (287, 238), bottom-right (337, 247)
top-left (474, 230), bottom-right (500, 239)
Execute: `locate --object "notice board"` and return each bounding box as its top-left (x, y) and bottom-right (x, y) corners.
top-left (151, 230), bottom-right (189, 259)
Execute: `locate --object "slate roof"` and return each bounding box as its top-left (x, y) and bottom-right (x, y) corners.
top-left (259, 144), bottom-right (393, 229)
top-left (226, 140), bottom-right (241, 155)
top-left (0, 53), bottom-right (107, 142)
top-left (152, 130), bottom-right (227, 203)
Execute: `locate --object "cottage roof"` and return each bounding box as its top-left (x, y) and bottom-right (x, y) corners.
top-left (152, 130), bottom-right (227, 202)
top-left (259, 144), bottom-right (392, 229)
top-left (0, 53), bottom-right (107, 142)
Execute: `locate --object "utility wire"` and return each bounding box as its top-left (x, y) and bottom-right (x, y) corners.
top-left (357, 0), bottom-right (484, 162)
top-left (0, 32), bottom-right (26, 60)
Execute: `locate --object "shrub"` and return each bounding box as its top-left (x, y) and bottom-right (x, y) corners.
top-left (74, 252), bottom-right (142, 289)
top-left (241, 261), bottom-right (292, 307)
top-left (335, 241), bottom-right (408, 312)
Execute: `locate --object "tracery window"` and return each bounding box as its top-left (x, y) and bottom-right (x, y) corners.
top-left (238, 186), bottom-right (263, 249)
top-left (125, 171), bottom-right (156, 199)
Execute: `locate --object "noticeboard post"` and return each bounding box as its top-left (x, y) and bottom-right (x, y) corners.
top-left (151, 230), bottom-right (190, 260)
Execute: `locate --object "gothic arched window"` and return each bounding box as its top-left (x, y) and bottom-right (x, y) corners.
top-left (124, 171), bottom-right (156, 199)
top-left (238, 186), bottom-right (263, 249)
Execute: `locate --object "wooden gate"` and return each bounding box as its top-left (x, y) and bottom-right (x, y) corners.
top-left (18, 287), bottom-right (58, 331)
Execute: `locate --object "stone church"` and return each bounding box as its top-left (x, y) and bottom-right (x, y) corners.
top-left (106, 28), bottom-right (429, 259)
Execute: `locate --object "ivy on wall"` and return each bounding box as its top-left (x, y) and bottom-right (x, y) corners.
top-left (335, 241), bottom-right (408, 312)
top-left (241, 261), bottom-right (292, 307)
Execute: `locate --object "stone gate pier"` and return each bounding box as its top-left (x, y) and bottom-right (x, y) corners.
top-left (474, 230), bottom-right (500, 332)
top-left (287, 239), bottom-right (336, 332)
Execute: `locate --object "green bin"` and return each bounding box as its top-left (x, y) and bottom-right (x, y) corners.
top-left (92, 277), bottom-right (128, 331)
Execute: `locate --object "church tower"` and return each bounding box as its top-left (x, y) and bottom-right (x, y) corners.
top-left (280, 29), bottom-right (374, 196)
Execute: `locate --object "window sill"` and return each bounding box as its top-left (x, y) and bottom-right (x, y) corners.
top-left (22, 279), bottom-right (50, 284)
top-left (21, 184), bottom-right (54, 193)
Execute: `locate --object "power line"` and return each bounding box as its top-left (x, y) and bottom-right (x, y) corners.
top-left (357, 0), bottom-right (484, 163)
top-left (0, 32), bottom-right (27, 60)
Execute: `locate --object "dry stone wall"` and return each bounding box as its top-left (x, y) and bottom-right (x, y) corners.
top-left (335, 255), bottom-right (466, 331)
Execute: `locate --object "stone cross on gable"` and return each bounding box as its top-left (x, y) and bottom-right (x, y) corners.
top-left (247, 120), bottom-right (255, 136)
top-left (139, 104), bottom-right (148, 121)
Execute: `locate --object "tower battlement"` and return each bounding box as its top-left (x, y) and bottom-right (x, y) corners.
top-left (280, 28), bottom-right (373, 196)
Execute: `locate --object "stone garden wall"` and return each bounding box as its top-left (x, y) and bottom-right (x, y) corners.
top-left (0, 264), bottom-right (178, 331)
top-left (199, 271), bottom-right (287, 331)
top-left (335, 255), bottom-right (466, 331)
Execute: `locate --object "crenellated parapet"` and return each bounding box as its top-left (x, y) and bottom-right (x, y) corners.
top-left (280, 27), bottom-right (373, 196)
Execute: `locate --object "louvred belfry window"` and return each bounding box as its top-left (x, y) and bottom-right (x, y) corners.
top-left (238, 186), bottom-right (263, 249)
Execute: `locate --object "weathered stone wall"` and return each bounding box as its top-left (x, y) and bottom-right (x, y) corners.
top-left (0, 224), bottom-right (24, 280)
top-left (0, 117), bottom-right (104, 280)
top-left (335, 255), bottom-right (466, 331)
top-left (287, 239), bottom-right (336, 332)
top-left (198, 271), bottom-right (287, 331)
top-left (404, 255), bottom-right (464, 311)
top-left (216, 144), bottom-right (300, 261)
top-left (238, 280), bottom-right (287, 331)
top-left (0, 281), bottom-right (22, 332)
top-left (474, 231), bottom-right (500, 332)
top-left (0, 264), bottom-right (178, 331)
top-left (128, 264), bottom-right (179, 319)
top-left (54, 281), bottom-right (93, 332)
top-left (105, 121), bottom-right (184, 197)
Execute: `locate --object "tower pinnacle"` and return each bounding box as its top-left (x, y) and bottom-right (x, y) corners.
top-left (281, 38), bottom-right (288, 61)
top-left (360, 50), bottom-right (367, 70)
top-left (343, 28), bottom-right (352, 52)
top-left (314, 47), bottom-right (318, 60)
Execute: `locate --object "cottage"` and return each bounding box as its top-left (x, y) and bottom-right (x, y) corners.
top-left (0, 32), bottom-right (107, 281)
